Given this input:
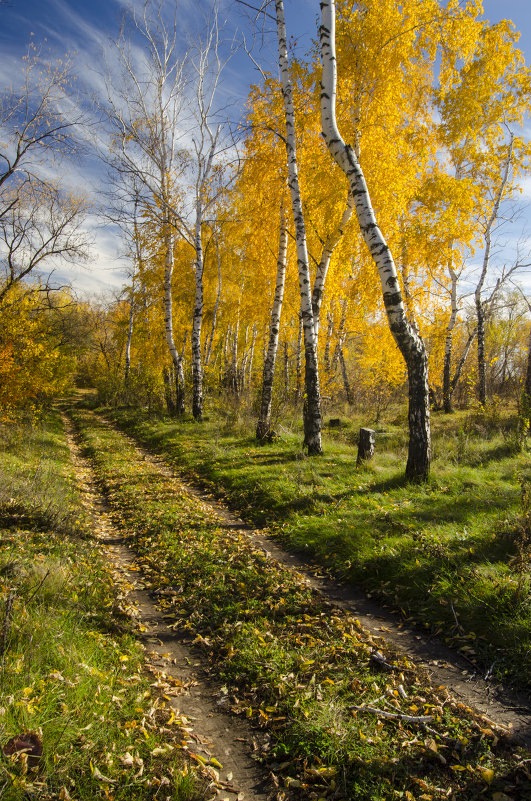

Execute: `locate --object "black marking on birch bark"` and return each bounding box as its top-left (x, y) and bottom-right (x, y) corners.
top-left (383, 292), bottom-right (403, 308)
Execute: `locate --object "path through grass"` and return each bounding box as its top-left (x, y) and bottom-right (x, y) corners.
top-left (101, 402), bottom-right (531, 690)
top-left (0, 409), bottom-right (203, 800)
top-left (71, 404), bottom-right (531, 801)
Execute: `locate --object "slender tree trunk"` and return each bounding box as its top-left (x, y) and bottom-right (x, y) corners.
top-left (522, 327), bottom-right (531, 427)
top-left (248, 325), bottom-right (257, 387)
top-left (275, 0), bottom-right (322, 454)
top-left (240, 326), bottom-right (249, 392)
top-left (240, 352), bottom-right (248, 394)
top-left (125, 292), bottom-right (134, 386)
top-left (525, 329), bottom-right (531, 401)
top-left (295, 312), bottom-right (303, 403)
top-left (191, 205), bottom-right (204, 420)
top-left (283, 340), bottom-right (289, 398)
top-left (229, 319), bottom-right (239, 395)
top-left (163, 225), bottom-right (185, 416)
top-left (257, 210), bottom-right (287, 437)
top-left (476, 299), bottom-right (487, 406)
top-left (338, 346), bottom-right (352, 404)
top-left (324, 311), bottom-right (333, 373)
top-left (475, 134), bottom-right (513, 406)
top-left (223, 326), bottom-right (230, 369)
top-left (443, 259), bottom-right (459, 413)
top-left (332, 300), bottom-right (347, 373)
top-left (191, 127), bottom-right (219, 420)
top-left (451, 328), bottom-right (476, 399)
top-left (175, 331), bottom-right (187, 415)
top-left (204, 239), bottom-right (222, 366)
top-left (163, 366), bottom-right (176, 415)
top-left (312, 191), bottom-right (354, 341)
top-left (320, 0), bottom-right (430, 480)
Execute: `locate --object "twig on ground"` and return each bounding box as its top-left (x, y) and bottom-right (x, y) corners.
top-left (347, 704), bottom-right (434, 723)
top-left (27, 569), bottom-right (50, 602)
top-left (450, 601), bottom-right (464, 634)
top-left (0, 592), bottom-right (14, 671)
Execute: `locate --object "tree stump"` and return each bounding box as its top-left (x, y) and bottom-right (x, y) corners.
top-left (357, 428), bottom-right (375, 466)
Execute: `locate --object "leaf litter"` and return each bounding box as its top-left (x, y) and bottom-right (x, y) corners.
top-left (64, 411), bottom-right (272, 801)
top-left (70, 407), bottom-right (531, 801)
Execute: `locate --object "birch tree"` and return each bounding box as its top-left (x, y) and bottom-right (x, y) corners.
top-left (320, 0), bottom-right (430, 480)
top-left (475, 134), bottom-right (514, 406)
top-left (104, 3), bottom-right (187, 413)
top-left (105, 2), bottom-right (229, 420)
top-left (274, 0), bottom-right (322, 454)
top-left (256, 201), bottom-right (287, 440)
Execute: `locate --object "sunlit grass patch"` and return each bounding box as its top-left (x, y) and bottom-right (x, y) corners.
top-left (0, 411), bottom-right (205, 800)
top-left (102, 400), bottom-right (531, 690)
top-left (71, 405), bottom-right (531, 801)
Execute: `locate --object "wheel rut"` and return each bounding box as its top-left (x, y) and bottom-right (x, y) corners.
top-left (91, 411), bottom-right (531, 748)
top-left (62, 413), bottom-right (273, 801)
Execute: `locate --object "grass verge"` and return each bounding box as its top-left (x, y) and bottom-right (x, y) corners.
top-left (71, 404), bottom-right (531, 801)
top-left (97, 400), bottom-right (531, 690)
top-left (0, 409), bottom-right (204, 800)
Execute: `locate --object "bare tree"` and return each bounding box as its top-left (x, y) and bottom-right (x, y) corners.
top-left (0, 46), bottom-right (89, 300)
top-left (0, 183), bottom-right (88, 303)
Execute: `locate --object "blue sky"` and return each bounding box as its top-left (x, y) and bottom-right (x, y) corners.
top-left (1, 0), bottom-right (530, 295)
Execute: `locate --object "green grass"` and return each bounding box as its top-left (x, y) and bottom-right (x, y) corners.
top-left (95, 397), bottom-right (531, 690)
top-left (70, 403), bottom-right (531, 801)
top-left (0, 409), bottom-right (204, 800)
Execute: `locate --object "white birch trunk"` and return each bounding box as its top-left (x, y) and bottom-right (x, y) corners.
top-left (312, 190), bottom-right (354, 341)
top-left (275, 0), bottom-right (322, 454)
top-left (338, 345), bottom-right (352, 405)
top-left (191, 205), bottom-right (204, 419)
top-left (320, 0), bottom-right (430, 480)
top-left (125, 294), bottom-right (134, 385)
top-left (283, 341), bottom-right (290, 397)
top-left (257, 207), bottom-right (287, 439)
top-left (443, 258), bottom-right (459, 412)
top-left (248, 324), bottom-right (257, 387)
top-left (324, 310), bottom-right (333, 373)
top-left (204, 239), bottom-right (222, 366)
top-left (475, 134), bottom-right (513, 406)
top-left (523, 327), bottom-right (531, 426)
top-left (295, 312), bottom-right (303, 402)
top-left (163, 225), bottom-right (185, 415)
top-left (191, 128), bottom-right (219, 420)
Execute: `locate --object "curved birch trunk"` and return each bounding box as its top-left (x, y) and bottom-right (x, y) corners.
top-left (320, 0), bottom-right (430, 480)
top-left (275, 0), bottom-right (322, 454)
top-left (475, 135), bottom-right (513, 407)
